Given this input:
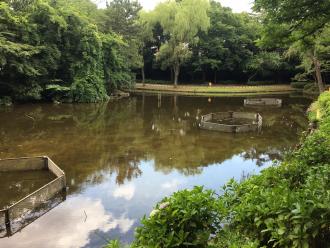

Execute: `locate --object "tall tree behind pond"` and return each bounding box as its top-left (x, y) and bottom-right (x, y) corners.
top-left (254, 0), bottom-right (330, 92)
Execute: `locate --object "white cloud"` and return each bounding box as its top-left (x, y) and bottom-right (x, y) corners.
top-left (139, 0), bottom-right (161, 10)
top-left (218, 0), bottom-right (252, 13)
top-left (113, 184), bottom-right (136, 200)
top-left (161, 179), bottom-right (182, 190)
top-left (1, 196), bottom-right (135, 248)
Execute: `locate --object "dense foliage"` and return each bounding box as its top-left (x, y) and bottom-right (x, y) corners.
top-left (134, 187), bottom-right (220, 247)
top-left (1, 0), bottom-right (329, 102)
top-left (0, 0), bottom-right (134, 103)
top-left (254, 0), bottom-right (330, 92)
top-left (107, 92), bottom-right (330, 248)
top-left (140, 0), bottom-right (299, 85)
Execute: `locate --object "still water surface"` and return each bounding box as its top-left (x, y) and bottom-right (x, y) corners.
top-left (0, 94), bottom-right (311, 248)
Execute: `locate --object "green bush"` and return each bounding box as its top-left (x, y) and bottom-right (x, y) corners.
top-left (210, 229), bottom-right (259, 248)
top-left (134, 186), bottom-right (221, 248)
top-left (213, 92), bottom-right (330, 248)
top-left (318, 92), bottom-right (330, 119)
top-left (104, 240), bottom-right (128, 248)
top-left (13, 83), bottom-right (43, 101)
top-left (70, 74), bottom-right (109, 103)
top-left (44, 84), bottom-right (71, 102)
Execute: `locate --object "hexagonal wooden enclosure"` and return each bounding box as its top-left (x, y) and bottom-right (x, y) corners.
top-left (0, 156), bottom-right (66, 237)
top-left (199, 112), bottom-right (262, 133)
top-left (244, 98), bottom-right (282, 107)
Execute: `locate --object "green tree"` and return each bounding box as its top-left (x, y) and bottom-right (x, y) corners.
top-left (102, 0), bottom-right (141, 36)
top-left (101, 0), bottom-right (143, 74)
top-left (137, 10), bottom-right (154, 84)
top-left (286, 27), bottom-right (330, 92)
top-left (191, 1), bottom-right (260, 83)
top-left (0, 1), bottom-right (63, 100)
top-left (0, 0), bottom-right (133, 102)
top-left (254, 0), bottom-right (330, 92)
top-left (254, 0), bottom-right (330, 38)
top-left (246, 51), bottom-right (282, 82)
top-left (144, 0), bottom-right (210, 86)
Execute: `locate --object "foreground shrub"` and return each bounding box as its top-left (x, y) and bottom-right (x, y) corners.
top-left (213, 92), bottom-right (330, 248)
top-left (210, 229), bottom-right (259, 248)
top-left (134, 186), bottom-right (220, 247)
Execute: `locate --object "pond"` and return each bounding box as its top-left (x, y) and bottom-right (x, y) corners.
top-left (0, 94), bottom-right (312, 248)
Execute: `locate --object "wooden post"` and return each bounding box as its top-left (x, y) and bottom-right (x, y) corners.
top-left (5, 209), bottom-right (11, 237)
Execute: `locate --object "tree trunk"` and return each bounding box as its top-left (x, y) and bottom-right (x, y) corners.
top-left (214, 71), bottom-right (217, 84)
top-left (312, 55), bottom-right (325, 93)
top-left (173, 64), bottom-right (180, 87)
top-left (141, 66), bottom-right (145, 86)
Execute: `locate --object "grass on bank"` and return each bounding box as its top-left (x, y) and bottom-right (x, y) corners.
top-left (129, 83), bottom-right (295, 96)
top-left (106, 91), bottom-right (330, 248)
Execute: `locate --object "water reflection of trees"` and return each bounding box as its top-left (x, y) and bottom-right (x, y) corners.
top-left (0, 95), bottom-right (311, 192)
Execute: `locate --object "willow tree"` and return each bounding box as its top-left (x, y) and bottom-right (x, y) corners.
top-left (145, 0), bottom-right (210, 86)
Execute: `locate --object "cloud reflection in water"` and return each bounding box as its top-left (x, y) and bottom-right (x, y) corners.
top-left (113, 184), bottom-right (136, 201)
top-left (0, 196), bottom-right (134, 248)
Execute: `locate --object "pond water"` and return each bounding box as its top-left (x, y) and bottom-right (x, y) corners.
top-left (0, 94), bottom-right (311, 248)
top-left (0, 170), bottom-right (55, 209)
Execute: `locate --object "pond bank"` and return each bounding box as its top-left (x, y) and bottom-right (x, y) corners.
top-left (127, 83), bottom-right (296, 97)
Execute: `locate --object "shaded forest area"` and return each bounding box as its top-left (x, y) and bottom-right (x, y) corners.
top-left (0, 0), bottom-right (329, 103)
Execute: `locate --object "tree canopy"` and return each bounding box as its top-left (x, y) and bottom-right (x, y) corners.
top-left (141, 0), bottom-right (210, 86)
top-left (254, 0), bottom-right (330, 92)
top-left (0, 0), bottom-right (329, 103)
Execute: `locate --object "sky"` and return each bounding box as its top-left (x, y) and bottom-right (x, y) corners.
top-left (95, 0), bottom-right (253, 13)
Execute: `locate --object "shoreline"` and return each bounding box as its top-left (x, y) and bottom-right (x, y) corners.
top-left (127, 83), bottom-right (296, 97)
